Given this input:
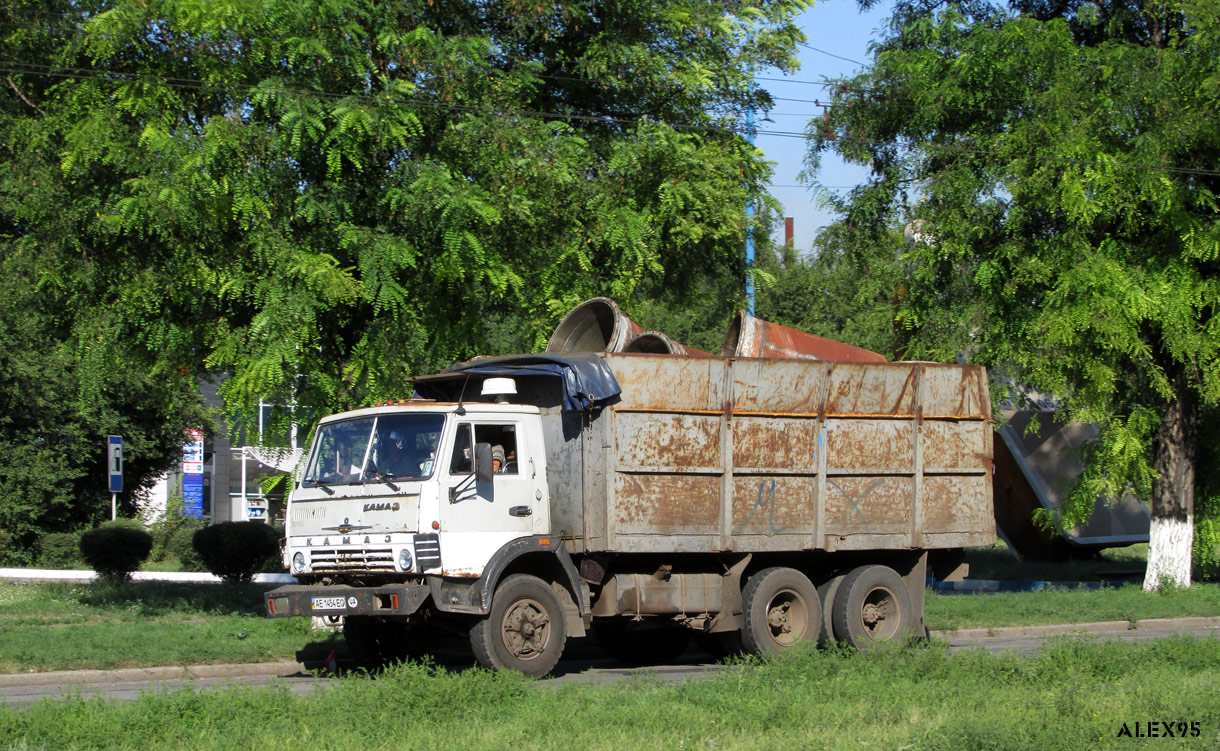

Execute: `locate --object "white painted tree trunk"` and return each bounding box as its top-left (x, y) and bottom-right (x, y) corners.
top-left (1143, 373), bottom-right (1197, 592)
top-left (1144, 516), bottom-right (1193, 590)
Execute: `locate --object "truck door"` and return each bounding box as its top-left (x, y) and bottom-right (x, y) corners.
top-left (440, 420), bottom-right (537, 574)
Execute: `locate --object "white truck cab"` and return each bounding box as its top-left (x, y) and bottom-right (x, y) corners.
top-left (284, 400), bottom-right (551, 581)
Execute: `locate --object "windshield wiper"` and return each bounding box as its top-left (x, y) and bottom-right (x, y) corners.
top-left (363, 471), bottom-right (399, 492)
top-left (305, 479), bottom-right (335, 495)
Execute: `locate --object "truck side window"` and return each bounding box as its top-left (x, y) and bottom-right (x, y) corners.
top-left (449, 423), bottom-right (473, 475)
top-left (474, 424), bottom-right (518, 475)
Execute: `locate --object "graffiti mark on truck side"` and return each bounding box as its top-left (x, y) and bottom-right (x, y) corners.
top-left (740, 479), bottom-right (785, 534)
top-left (827, 478), bottom-right (888, 533)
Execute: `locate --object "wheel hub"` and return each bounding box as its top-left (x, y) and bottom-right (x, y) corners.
top-left (767, 602), bottom-right (792, 632)
top-left (502, 598), bottom-right (550, 660)
top-left (860, 590), bottom-right (893, 634)
top-left (764, 590), bottom-right (808, 646)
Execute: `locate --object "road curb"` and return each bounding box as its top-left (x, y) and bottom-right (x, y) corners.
top-left (0, 568), bottom-right (297, 584)
top-left (930, 615), bottom-right (1220, 641)
top-left (0, 661), bottom-right (307, 688)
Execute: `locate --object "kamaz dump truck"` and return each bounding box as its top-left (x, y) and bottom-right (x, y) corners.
top-left (265, 352), bottom-right (994, 676)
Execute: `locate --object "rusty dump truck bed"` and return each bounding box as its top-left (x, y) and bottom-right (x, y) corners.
top-left (551, 354), bottom-right (995, 555)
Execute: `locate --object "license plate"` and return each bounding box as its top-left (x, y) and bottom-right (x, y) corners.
top-left (311, 596), bottom-right (350, 611)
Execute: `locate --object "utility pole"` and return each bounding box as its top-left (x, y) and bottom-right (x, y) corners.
top-left (745, 100), bottom-right (756, 315)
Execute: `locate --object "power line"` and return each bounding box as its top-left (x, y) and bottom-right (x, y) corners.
top-left (797, 42), bottom-right (867, 67)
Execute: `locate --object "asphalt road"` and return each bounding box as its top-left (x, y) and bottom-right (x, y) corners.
top-left (3, 617), bottom-right (1217, 709)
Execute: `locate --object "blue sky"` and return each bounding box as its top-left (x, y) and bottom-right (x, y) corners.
top-left (754, 0), bottom-right (896, 253)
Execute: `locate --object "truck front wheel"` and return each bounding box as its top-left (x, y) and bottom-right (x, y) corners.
top-left (470, 574), bottom-right (566, 677)
top-left (740, 567), bottom-right (821, 656)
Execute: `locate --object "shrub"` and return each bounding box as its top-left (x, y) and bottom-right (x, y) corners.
top-left (149, 510), bottom-right (207, 571)
top-left (79, 522), bottom-right (154, 583)
top-left (39, 532), bottom-right (83, 569)
top-left (193, 521), bottom-right (281, 583)
top-left (169, 521), bottom-right (207, 571)
top-left (1194, 492), bottom-right (1219, 583)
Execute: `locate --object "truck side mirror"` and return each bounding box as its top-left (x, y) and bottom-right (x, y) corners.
top-left (475, 442), bottom-right (494, 484)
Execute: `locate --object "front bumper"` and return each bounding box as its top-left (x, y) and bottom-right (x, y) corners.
top-left (265, 581), bottom-right (430, 618)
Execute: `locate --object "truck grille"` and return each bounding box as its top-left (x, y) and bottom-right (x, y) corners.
top-left (414, 534), bottom-right (441, 571)
top-left (310, 547), bottom-right (395, 572)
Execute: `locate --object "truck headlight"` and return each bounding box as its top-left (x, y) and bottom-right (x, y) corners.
top-left (397, 548), bottom-right (414, 572)
top-left (292, 551), bottom-right (306, 574)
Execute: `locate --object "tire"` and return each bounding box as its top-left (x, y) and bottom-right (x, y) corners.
top-left (594, 618), bottom-right (692, 665)
top-left (816, 574), bottom-right (846, 645)
top-left (740, 567), bottom-right (821, 656)
top-left (470, 574), bottom-right (566, 677)
top-left (831, 564), bottom-right (914, 650)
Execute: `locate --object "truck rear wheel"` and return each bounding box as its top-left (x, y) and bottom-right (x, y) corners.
top-left (740, 567), bottom-right (820, 656)
top-left (831, 564), bottom-right (913, 649)
top-left (470, 574), bottom-right (566, 677)
top-left (816, 574), bottom-right (846, 645)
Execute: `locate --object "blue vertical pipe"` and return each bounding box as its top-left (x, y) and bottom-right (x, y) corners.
top-left (745, 101), bottom-right (756, 315)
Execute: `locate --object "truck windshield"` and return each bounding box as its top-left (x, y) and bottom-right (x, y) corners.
top-left (302, 413), bottom-right (446, 487)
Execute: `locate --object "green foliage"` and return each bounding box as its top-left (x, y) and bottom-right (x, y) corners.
top-left (38, 532), bottom-right (84, 569)
top-left (0, 0), bottom-right (810, 543)
top-left (0, 246), bottom-right (210, 558)
top-left (753, 218), bottom-right (907, 358)
top-left (0, 0), bottom-right (808, 437)
top-left (148, 507), bottom-right (207, 572)
top-left (0, 530), bottom-right (11, 565)
top-left (813, 1), bottom-right (1220, 583)
top-left (193, 522), bottom-right (282, 583)
top-left (79, 522), bottom-right (154, 583)
top-left (1193, 414), bottom-right (1220, 581)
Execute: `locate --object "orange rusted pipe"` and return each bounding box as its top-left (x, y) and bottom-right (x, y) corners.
top-left (721, 310), bottom-right (887, 363)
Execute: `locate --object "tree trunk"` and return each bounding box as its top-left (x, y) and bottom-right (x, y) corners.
top-left (1143, 374), bottom-right (1198, 591)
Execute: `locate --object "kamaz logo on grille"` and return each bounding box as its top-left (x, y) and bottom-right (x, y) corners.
top-left (363, 502), bottom-right (400, 512)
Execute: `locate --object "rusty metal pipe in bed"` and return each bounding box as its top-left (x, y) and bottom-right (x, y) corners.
top-left (721, 309), bottom-right (888, 363)
top-left (547, 297), bottom-right (711, 356)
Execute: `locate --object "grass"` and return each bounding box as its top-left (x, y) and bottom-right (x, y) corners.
top-left (927, 582), bottom-right (1220, 631)
top-left (2, 637), bottom-right (1219, 750)
top-left (0, 581), bottom-right (339, 673)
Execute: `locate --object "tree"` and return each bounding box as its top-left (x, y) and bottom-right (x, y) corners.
top-left (811, 0), bottom-right (1220, 588)
top-left (753, 219), bottom-right (908, 359)
top-left (0, 247), bottom-right (208, 561)
top-left (0, 0), bottom-right (808, 437)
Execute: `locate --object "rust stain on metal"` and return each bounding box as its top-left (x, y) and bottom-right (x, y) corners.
top-left (922, 421), bottom-right (990, 470)
top-left (826, 419), bottom-right (914, 471)
top-left (730, 476), bottom-right (816, 535)
top-left (441, 567), bottom-right (483, 578)
top-left (824, 478), bottom-right (912, 536)
top-left (825, 363), bottom-right (919, 416)
top-left (922, 476), bottom-right (993, 532)
top-left (610, 355), bottom-right (723, 412)
top-left (616, 412), bottom-right (720, 470)
top-left (921, 365), bottom-right (991, 418)
top-left (733, 417), bottom-right (817, 470)
top-left (613, 474), bottom-right (719, 535)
